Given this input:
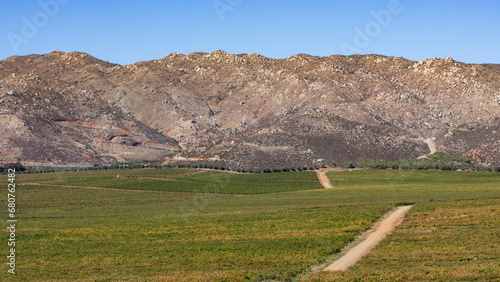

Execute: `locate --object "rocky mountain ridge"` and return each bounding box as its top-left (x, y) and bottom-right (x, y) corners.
top-left (0, 51), bottom-right (498, 168)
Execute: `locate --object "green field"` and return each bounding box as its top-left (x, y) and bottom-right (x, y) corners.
top-left (32, 169), bottom-right (323, 194)
top-left (308, 170), bottom-right (500, 281)
top-left (1, 169), bottom-right (499, 281)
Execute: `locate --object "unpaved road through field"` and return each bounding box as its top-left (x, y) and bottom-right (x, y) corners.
top-left (326, 205), bottom-right (413, 271)
top-left (316, 169), bottom-right (334, 188)
top-left (316, 168), bottom-right (361, 189)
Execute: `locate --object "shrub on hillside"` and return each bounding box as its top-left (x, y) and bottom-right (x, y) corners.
top-left (429, 152), bottom-right (471, 163)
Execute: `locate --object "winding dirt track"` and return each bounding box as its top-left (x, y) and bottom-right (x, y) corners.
top-left (417, 137), bottom-right (437, 159)
top-left (315, 168), bottom-right (361, 188)
top-left (325, 205), bottom-right (413, 271)
top-left (316, 169), bottom-right (335, 188)
top-left (316, 171), bottom-right (333, 188)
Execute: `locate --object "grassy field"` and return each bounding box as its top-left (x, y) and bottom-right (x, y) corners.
top-left (307, 170), bottom-right (500, 281)
top-left (29, 169), bottom-right (323, 194)
top-left (1, 169), bottom-right (498, 280)
top-left (307, 198), bottom-right (500, 281)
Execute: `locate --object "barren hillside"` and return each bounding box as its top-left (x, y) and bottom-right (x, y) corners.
top-left (0, 51), bottom-right (498, 168)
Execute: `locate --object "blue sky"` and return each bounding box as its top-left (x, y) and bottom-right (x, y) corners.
top-left (1, 0), bottom-right (499, 65)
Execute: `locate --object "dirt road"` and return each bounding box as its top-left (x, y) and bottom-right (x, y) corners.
top-left (424, 138), bottom-right (437, 154)
top-left (316, 169), bottom-right (334, 188)
top-left (325, 205), bottom-right (413, 271)
top-left (315, 168), bottom-right (360, 189)
top-left (417, 137), bottom-right (437, 159)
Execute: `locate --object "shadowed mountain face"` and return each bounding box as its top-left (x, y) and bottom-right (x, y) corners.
top-left (0, 51), bottom-right (498, 168)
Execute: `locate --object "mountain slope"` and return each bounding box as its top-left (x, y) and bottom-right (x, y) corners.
top-left (0, 52), bottom-right (180, 165)
top-left (0, 51), bottom-right (498, 167)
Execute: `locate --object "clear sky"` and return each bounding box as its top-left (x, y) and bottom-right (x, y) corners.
top-left (1, 0), bottom-right (499, 65)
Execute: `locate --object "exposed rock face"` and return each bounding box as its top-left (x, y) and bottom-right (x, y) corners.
top-left (0, 51), bottom-right (498, 167)
top-left (0, 52), bottom-right (180, 166)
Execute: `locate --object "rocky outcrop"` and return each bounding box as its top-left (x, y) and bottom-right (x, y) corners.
top-left (0, 51), bottom-right (498, 167)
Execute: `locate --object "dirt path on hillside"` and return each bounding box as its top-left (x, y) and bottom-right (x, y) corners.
top-left (417, 137), bottom-right (437, 159)
top-left (325, 205), bottom-right (413, 271)
top-left (424, 138), bottom-right (437, 155)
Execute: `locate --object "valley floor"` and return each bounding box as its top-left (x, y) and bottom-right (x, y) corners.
top-left (1, 169), bottom-right (498, 280)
